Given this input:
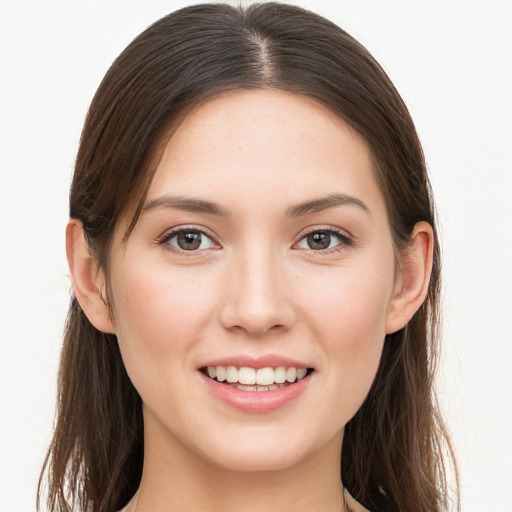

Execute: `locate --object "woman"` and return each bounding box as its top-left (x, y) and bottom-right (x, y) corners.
top-left (39, 3), bottom-right (458, 512)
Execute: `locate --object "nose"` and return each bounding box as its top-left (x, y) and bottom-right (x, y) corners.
top-left (219, 245), bottom-right (296, 338)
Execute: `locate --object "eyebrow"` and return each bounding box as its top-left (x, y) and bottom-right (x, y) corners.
top-left (285, 194), bottom-right (371, 217)
top-left (142, 193), bottom-right (370, 218)
top-left (142, 195), bottom-right (230, 217)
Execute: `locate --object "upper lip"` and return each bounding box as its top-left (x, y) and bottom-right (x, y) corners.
top-left (200, 354), bottom-right (313, 370)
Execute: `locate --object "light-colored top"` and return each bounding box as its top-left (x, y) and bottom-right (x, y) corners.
top-left (119, 488), bottom-right (371, 512)
top-left (344, 487), bottom-right (371, 512)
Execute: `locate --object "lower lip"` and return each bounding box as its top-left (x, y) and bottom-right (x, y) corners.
top-left (200, 372), bottom-right (312, 413)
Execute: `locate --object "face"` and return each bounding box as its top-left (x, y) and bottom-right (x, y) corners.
top-left (108, 90), bottom-right (400, 472)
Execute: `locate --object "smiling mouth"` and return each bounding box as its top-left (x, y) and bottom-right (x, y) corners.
top-left (200, 366), bottom-right (314, 392)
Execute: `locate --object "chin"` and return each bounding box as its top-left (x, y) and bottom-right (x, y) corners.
top-left (205, 447), bottom-right (309, 473)
top-left (191, 426), bottom-right (342, 474)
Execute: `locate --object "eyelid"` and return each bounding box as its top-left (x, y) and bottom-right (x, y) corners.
top-left (156, 224), bottom-right (354, 254)
top-left (157, 225), bottom-right (221, 252)
top-left (293, 226), bottom-right (354, 252)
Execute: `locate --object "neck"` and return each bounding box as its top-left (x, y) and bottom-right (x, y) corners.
top-left (130, 415), bottom-right (348, 512)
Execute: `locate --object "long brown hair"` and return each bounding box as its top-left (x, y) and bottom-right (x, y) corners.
top-left (39, 3), bottom-right (459, 511)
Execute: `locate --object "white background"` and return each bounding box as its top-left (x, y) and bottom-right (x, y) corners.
top-left (0, 1), bottom-right (511, 511)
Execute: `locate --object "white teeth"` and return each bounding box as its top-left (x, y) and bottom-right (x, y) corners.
top-left (216, 366), bottom-right (226, 382)
top-left (274, 367), bottom-right (287, 383)
top-left (256, 367), bottom-right (275, 386)
top-left (226, 366), bottom-right (238, 383)
top-left (205, 365), bottom-right (310, 387)
top-left (230, 383), bottom-right (282, 392)
top-left (238, 367), bottom-right (256, 385)
top-left (286, 367), bottom-right (297, 383)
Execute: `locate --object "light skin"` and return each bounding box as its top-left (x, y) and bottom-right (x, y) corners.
top-left (67, 90), bottom-right (433, 512)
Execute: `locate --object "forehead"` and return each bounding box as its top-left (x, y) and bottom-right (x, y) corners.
top-left (146, 89), bottom-right (385, 217)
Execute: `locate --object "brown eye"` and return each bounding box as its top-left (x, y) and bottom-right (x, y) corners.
top-left (306, 232), bottom-right (331, 250)
top-left (296, 229), bottom-right (350, 252)
top-left (164, 229), bottom-right (216, 251)
top-left (177, 231), bottom-right (202, 250)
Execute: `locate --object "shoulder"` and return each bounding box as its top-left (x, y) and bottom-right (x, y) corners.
top-left (344, 488), bottom-right (371, 512)
top-left (344, 487), bottom-right (397, 512)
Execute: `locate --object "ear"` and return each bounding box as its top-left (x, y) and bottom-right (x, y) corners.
top-left (66, 219), bottom-right (116, 334)
top-left (386, 221), bottom-right (434, 334)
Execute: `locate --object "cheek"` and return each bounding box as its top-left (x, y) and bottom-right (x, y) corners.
top-left (300, 262), bottom-right (394, 342)
top-left (112, 264), bottom-right (210, 340)
top-left (295, 261), bottom-right (394, 407)
top-left (109, 265), bottom-right (215, 389)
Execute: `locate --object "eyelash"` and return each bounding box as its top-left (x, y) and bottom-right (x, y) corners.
top-left (158, 226), bottom-right (220, 256)
top-left (158, 226), bottom-right (353, 255)
top-left (294, 227), bottom-right (354, 254)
